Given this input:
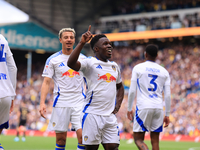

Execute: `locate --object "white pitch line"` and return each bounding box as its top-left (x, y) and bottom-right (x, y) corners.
top-left (189, 147), bottom-right (200, 150)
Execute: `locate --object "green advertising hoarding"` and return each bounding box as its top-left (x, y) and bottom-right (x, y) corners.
top-left (0, 22), bottom-right (61, 52)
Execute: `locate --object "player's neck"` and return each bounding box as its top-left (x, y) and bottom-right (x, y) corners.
top-left (146, 56), bottom-right (156, 62)
top-left (62, 48), bottom-right (73, 55)
top-left (146, 59), bottom-right (155, 62)
top-left (95, 55), bottom-right (108, 62)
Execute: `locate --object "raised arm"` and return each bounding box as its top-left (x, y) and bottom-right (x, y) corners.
top-left (68, 25), bottom-right (92, 71)
top-left (112, 82), bottom-right (124, 114)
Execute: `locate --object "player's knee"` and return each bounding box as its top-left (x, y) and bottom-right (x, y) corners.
top-left (110, 144), bottom-right (119, 150)
top-left (134, 140), bottom-right (149, 150)
top-left (56, 138), bottom-right (66, 145)
top-left (134, 139), bottom-right (141, 147)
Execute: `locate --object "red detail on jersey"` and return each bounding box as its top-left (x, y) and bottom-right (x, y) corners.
top-left (61, 71), bottom-right (70, 77)
top-left (98, 74), bottom-right (108, 80)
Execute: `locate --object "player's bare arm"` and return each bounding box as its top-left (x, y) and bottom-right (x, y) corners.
top-left (127, 80), bottom-right (137, 121)
top-left (67, 25), bottom-right (92, 71)
top-left (112, 82), bottom-right (124, 114)
top-left (39, 77), bottom-right (51, 119)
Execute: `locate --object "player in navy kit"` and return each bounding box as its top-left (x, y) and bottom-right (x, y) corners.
top-left (14, 101), bottom-right (29, 142)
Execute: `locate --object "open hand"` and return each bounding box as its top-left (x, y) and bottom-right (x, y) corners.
top-left (163, 116), bottom-right (170, 127)
top-left (39, 103), bottom-right (47, 119)
top-left (127, 110), bottom-right (134, 121)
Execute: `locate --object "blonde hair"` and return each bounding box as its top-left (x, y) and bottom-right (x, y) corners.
top-left (58, 28), bottom-right (76, 38)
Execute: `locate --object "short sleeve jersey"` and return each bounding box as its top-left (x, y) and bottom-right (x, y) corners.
top-left (131, 61), bottom-right (170, 110)
top-left (42, 51), bottom-right (86, 107)
top-left (79, 57), bottom-right (122, 116)
top-left (0, 34), bottom-right (16, 98)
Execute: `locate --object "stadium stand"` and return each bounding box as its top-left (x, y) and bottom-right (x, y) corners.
top-left (3, 0), bottom-right (200, 140)
top-left (110, 0), bottom-right (200, 15)
top-left (93, 11), bottom-right (200, 33)
top-left (92, 0), bottom-right (200, 34)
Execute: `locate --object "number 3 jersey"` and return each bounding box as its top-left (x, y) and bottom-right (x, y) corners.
top-left (79, 57), bottom-right (122, 116)
top-left (42, 50), bottom-right (86, 107)
top-left (131, 61), bottom-right (170, 110)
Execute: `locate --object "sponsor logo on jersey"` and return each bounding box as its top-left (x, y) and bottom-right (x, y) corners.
top-left (98, 73), bottom-right (116, 83)
top-left (61, 69), bottom-right (80, 78)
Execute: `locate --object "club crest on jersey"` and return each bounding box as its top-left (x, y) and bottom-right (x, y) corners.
top-left (53, 122), bottom-right (56, 127)
top-left (112, 65), bottom-right (116, 71)
top-left (84, 136), bottom-right (88, 141)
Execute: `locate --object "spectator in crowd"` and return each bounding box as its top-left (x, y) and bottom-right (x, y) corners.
top-left (14, 100), bottom-right (29, 142)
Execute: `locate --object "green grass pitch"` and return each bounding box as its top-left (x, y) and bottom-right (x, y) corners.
top-left (0, 135), bottom-right (200, 150)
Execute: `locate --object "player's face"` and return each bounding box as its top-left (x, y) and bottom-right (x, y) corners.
top-left (95, 37), bottom-right (113, 62)
top-left (59, 31), bottom-right (75, 50)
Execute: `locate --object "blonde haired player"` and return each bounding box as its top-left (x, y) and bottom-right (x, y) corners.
top-left (39, 28), bottom-right (86, 150)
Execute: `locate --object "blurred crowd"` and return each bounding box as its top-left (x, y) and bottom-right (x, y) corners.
top-left (93, 0), bottom-right (200, 33)
top-left (93, 12), bottom-right (200, 33)
top-left (95, 13), bottom-right (200, 33)
top-left (9, 41), bottom-right (200, 138)
top-left (112, 0), bottom-right (200, 15)
top-left (114, 43), bottom-right (200, 137)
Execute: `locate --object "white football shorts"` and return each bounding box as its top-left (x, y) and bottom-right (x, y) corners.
top-left (48, 106), bottom-right (82, 132)
top-left (81, 113), bottom-right (120, 145)
top-left (0, 96), bottom-right (12, 128)
top-left (133, 108), bottom-right (163, 132)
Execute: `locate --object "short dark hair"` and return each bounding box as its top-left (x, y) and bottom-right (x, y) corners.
top-left (90, 34), bottom-right (107, 50)
top-left (145, 44), bottom-right (158, 57)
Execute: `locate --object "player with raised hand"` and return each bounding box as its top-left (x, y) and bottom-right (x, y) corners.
top-left (68, 25), bottom-right (124, 150)
top-left (127, 44), bottom-right (171, 150)
top-left (0, 34), bottom-right (17, 150)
